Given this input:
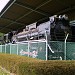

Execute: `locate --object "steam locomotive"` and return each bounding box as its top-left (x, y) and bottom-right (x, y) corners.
top-left (2, 14), bottom-right (73, 44)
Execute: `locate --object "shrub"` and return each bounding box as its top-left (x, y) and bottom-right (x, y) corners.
top-left (0, 53), bottom-right (75, 75)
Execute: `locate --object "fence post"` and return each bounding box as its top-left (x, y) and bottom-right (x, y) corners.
top-left (17, 44), bottom-right (18, 55)
top-left (10, 44), bottom-right (11, 54)
top-left (0, 45), bottom-right (2, 53)
top-left (45, 31), bottom-right (48, 61)
top-left (64, 33), bottom-right (69, 60)
top-left (64, 40), bottom-right (67, 60)
top-left (1, 45), bottom-right (2, 53)
top-left (5, 44), bottom-right (6, 53)
top-left (28, 41), bottom-right (30, 57)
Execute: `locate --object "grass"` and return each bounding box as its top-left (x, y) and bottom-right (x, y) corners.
top-left (0, 67), bottom-right (9, 75)
top-left (1, 53), bottom-right (75, 75)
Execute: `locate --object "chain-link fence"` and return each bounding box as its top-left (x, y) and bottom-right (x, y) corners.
top-left (0, 41), bottom-right (75, 60)
top-left (48, 41), bottom-right (64, 60)
top-left (66, 42), bottom-right (75, 60)
top-left (0, 41), bottom-right (46, 60)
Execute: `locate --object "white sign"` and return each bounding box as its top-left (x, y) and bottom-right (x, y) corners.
top-left (20, 49), bottom-right (38, 58)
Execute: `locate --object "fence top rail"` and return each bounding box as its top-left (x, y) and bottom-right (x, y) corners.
top-left (0, 41), bottom-right (75, 46)
top-left (20, 39), bottom-right (46, 43)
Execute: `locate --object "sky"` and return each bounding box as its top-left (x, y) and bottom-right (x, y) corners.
top-left (0, 0), bottom-right (10, 12)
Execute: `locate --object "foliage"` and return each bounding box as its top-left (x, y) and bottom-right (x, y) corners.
top-left (0, 32), bottom-right (4, 36)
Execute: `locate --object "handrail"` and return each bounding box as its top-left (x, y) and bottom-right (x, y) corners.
top-left (47, 43), bottom-right (54, 53)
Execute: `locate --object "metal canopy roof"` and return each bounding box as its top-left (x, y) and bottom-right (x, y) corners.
top-left (0, 0), bottom-right (75, 33)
